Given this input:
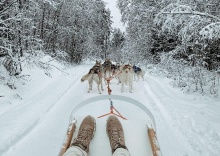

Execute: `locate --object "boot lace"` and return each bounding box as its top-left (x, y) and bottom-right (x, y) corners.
top-left (108, 128), bottom-right (124, 150)
top-left (73, 128), bottom-right (92, 149)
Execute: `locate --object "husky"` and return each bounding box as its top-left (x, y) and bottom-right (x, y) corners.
top-left (111, 63), bottom-right (117, 75)
top-left (118, 64), bottom-right (133, 93)
top-left (81, 61), bottom-right (104, 94)
top-left (133, 65), bottom-right (145, 81)
top-left (114, 62), bottom-right (122, 84)
top-left (102, 59), bottom-right (112, 78)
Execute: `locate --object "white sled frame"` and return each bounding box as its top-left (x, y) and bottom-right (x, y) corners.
top-left (61, 95), bottom-right (162, 156)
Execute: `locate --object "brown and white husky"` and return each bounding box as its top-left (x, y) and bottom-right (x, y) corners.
top-left (81, 61), bottom-right (104, 94)
top-left (118, 64), bottom-right (133, 93)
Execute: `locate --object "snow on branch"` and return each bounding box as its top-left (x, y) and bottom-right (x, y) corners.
top-left (160, 5), bottom-right (193, 35)
top-left (154, 4), bottom-right (196, 35)
top-left (154, 3), bottom-right (179, 27)
top-left (199, 22), bottom-right (220, 40)
top-left (162, 11), bottom-right (220, 21)
top-left (0, 1), bottom-right (16, 15)
top-left (178, 15), bottom-right (210, 42)
top-left (155, 3), bottom-right (220, 38)
top-left (0, 46), bottom-right (12, 57)
top-left (42, 0), bottom-right (59, 9)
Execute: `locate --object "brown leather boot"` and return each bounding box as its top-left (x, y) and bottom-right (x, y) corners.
top-left (71, 115), bottom-right (96, 154)
top-left (106, 115), bottom-right (128, 153)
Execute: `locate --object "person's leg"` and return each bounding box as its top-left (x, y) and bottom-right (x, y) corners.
top-left (63, 146), bottom-right (87, 156)
top-left (63, 115), bottom-right (96, 156)
top-left (112, 148), bottom-right (130, 156)
top-left (106, 115), bottom-right (130, 156)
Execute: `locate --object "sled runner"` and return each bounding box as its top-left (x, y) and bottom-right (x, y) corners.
top-left (59, 120), bottom-right (77, 156)
top-left (59, 95), bottom-right (162, 156)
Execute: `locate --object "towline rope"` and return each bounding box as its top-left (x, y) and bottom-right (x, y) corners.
top-left (98, 71), bottom-right (126, 120)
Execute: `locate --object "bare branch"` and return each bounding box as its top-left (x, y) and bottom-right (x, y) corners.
top-left (39, 61), bottom-right (69, 75)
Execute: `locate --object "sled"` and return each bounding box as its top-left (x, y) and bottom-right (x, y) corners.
top-left (59, 95), bottom-right (162, 156)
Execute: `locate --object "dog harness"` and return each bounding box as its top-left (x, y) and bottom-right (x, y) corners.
top-left (89, 65), bottom-right (102, 74)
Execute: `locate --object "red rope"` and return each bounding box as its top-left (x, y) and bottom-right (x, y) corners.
top-left (102, 71), bottom-right (121, 95)
top-left (98, 71), bottom-right (126, 120)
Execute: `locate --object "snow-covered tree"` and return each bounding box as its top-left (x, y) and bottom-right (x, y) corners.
top-left (1, 0), bottom-right (112, 87)
top-left (117, 0), bottom-right (158, 63)
top-left (56, 0), bottom-right (111, 62)
top-left (154, 1), bottom-right (220, 70)
top-left (108, 28), bottom-right (125, 62)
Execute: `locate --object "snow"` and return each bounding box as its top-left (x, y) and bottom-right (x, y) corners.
top-left (0, 60), bottom-right (220, 156)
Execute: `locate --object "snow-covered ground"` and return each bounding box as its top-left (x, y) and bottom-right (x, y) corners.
top-left (0, 59), bottom-right (220, 156)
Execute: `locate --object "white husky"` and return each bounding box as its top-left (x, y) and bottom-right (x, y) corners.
top-left (118, 64), bottom-right (133, 93)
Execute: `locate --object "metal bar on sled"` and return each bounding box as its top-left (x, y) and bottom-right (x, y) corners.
top-left (59, 120), bottom-right (76, 156)
top-left (147, 123), bottom-right (162, 156)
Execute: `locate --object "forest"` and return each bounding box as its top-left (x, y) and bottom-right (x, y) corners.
top-left (0, 0), bottom-right (220, 96)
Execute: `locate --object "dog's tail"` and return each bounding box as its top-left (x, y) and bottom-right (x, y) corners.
top-left (81, 74), bottom-right (90, 82)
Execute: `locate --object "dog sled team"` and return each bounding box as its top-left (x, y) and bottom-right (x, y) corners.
top-left (81, 59), bottom-right (145, 94)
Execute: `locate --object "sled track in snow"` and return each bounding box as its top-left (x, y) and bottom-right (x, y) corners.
top-left (145, 76), bottom-right (220, 155)
top-left (144, 76), bottom-right (195, 154)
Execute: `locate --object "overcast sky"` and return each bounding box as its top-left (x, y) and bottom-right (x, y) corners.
top-left (103, 0), bottom-right (126, 32)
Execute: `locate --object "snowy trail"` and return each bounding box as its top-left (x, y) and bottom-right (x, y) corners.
top-left (1, 65), bottom-right (158, 156)
top-left (1, 64), bottom-right (220, 156)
